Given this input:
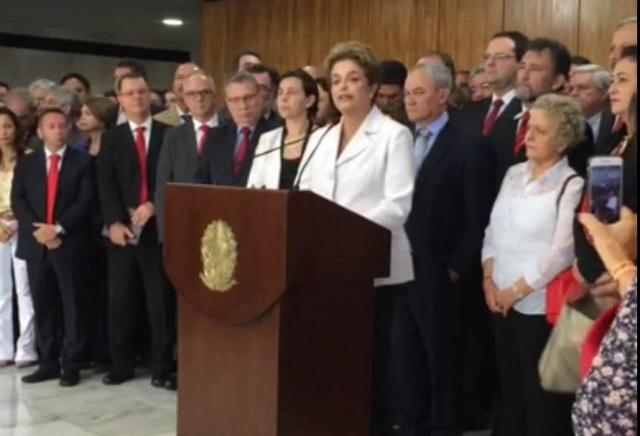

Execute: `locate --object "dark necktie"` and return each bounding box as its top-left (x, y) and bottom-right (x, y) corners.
top-left (483, 99), bottom-right (504, 135)
top-left (47, 155), bottom-right (61, 224)
top-left (134, 127), bottom-right (149, 204)
top-left (234, 127), bottom-right (251, 176)
top-left (514, 111), bottom-right (531, 156)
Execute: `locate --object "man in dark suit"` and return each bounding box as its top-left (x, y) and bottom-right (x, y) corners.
top-left (12, 108), bottom-right (94, 387)
top-left (569, 64), bottom-right (616, 154)
top-left (394, 63), bottom-right (495, 436)
top-left (156, 72), bottom-right (219, 242)
top-left (491, 38), bottom-right (595, 188)
top-left (217, 64), bottom-right (282, 126)
top-left (98, 72), bottom-right (175, 388)
top-left (197, 71), bottom-right (278, 187)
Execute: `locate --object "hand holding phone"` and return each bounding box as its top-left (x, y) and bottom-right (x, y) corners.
top-left (588, 157), bottom-right (624, 224)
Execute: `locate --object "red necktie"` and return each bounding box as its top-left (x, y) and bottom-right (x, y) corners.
top-left (234, 127), bottom-right (251, 176)
top-left (198, 125), bottom-right (209, 156)
top-left (482, 99), bottom-right (504, 135)
top-left (46, 154), bottom-right (60, 225)
top-left (613, 117), bottom-right (626, 134)
top-left (514, 111), bottom-right (531, 156)
top-left (134, 127), bottom-right (148, 204)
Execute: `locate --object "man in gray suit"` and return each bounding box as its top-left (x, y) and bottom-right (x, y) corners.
top-left (155, 72), bottom-right (219, 242)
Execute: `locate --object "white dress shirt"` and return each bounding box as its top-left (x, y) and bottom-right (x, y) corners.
top-left (588, 111), bottom-right (604, 141)
top-left (298, 106), bottom-right (416, 287)
top-left (45, 146), bottom-right (67, 172)
top-left (482, 158), bottom-right (584, 315)
top-left (128, 118), bottom-right (153, 151)
top-left (490, 88), bottom-right (517, 118)
top-left (193, 115), bottom-right (220, 150)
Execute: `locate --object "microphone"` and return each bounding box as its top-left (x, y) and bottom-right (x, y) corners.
top-left (292, 121), bottom-right (339, 192)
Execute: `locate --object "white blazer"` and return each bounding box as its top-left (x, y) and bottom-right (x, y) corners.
top-left (297, 106), bottom-right (416, 287)
top-left (247, 127), bottom-right (291, 189)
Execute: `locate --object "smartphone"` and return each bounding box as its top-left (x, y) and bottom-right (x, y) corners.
top-left (588, 157), bottom-right (624, 224)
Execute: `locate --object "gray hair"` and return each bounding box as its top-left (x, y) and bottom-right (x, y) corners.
top-left (470, 65), bottom-right (486, 79)
top-left (186, 71), bottom-right (216, 92)
top-left (5, 88), bottom-right (35, 109)
top-left (618, 16), bottom-right (638, 29)
top-left (28, 79), bottom-right (56, 93)
top-left (50, 86), bottom-right (80, 109)
top-left (572, 64), bottom-right (612, 92)
top-left (533, 94), bottom-right (586, 153)
top-left (416, 62), bottom-right (453, 92)
top-left (225, 70), bottom-right (258, 89)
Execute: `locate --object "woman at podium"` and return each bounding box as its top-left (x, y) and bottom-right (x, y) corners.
top-left (297, 41), bottom-right (416, 436)
top-left (247, 69), bottom-right (319, 190)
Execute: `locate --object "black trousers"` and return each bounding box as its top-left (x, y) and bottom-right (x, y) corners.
top-left (27, 252), bottom-right (89, 372)
top-left (392, 258), bottom-right (463, 436)
top-left (107, 222), bottom-right (175, 375)
top-left (371, 284), bottom-right (406, 436)
top-left (88, 239), bottom-right (110, 366)
top-left (492, 311), bottom-right (574, 436)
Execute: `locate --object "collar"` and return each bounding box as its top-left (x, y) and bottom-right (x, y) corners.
top-left (524, 157), bottom-right (570, 186)
top-left (193, 114), bottom-right (219, 131)
top-left (176, 106), bottom-right (189, 118)
top-left (128, 117), bottom-right (153, 134)
top-left (416, 111), bottom-right (449, 137)
top-left (237, 124), bottom-right (256, 135)
top-left (45, 145), bottom-right (67, 159)
top-left (492, 88), bottom-right (516, 107)
top-left (589, 111), bottom-right (603, 126)
top-left (515, 107), bottom-right (530, 121)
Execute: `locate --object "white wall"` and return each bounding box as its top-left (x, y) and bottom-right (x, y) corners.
top-left (0, 46), bottom-right (180, 94)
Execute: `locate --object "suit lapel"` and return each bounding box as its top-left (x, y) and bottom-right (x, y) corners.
top-left (415, 123), bottom-right (453, 194)
top-left (55, 148), bottom-right (74, 211)
top-left (337, 107), bottom-right (384, 167)
top-left (35, 151), bottom-right (48, 220)
top-left (184, 122), bottom-right (198, 161)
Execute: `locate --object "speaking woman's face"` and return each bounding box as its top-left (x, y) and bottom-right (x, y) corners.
top-left (330, 60), bottom-right (374, 117)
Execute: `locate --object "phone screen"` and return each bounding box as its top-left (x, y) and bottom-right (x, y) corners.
top-left (589, 163), bottom-right (623, 224)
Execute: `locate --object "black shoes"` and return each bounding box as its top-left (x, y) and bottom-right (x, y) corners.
top-left (22, 368), bottom-right (60, 384)
top-left (151, 373), bottom-right (171, 389)
top-left (60, 370), bottom-right (80, 387)
top-left (165, 374), bottom-right (178, 391)
top-left (102, 371), bottom-right (136, 386)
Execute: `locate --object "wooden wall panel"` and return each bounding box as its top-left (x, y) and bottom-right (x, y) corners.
top-left (504, 0), bottom-right (581, 53)
top-left (579, 0), bottom-right (637, 68)
top-left (201, 0), bottom-right (638, 90)
top-left (438, 0), bottom-right (504, 70)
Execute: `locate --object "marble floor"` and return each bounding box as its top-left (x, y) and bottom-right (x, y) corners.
top-left (0, 365), bottom-right (176, 436)
top-left (0, 365), bottom-right (491, 436)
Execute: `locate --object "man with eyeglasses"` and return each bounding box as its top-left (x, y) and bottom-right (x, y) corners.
top-left (156, 72), bottom-right (219, 244)
top-left (97, 71), bottom-right (176, 389)
top-left (196, 71), bottom-right (278, 187)
top-left (155, 63), bottom-right (201, 127)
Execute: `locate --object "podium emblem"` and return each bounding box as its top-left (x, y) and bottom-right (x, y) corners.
top-left (200, 220), bottom-right (239, 293)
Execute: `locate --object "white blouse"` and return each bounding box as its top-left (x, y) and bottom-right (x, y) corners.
top-left (482, 158), bottom-right (584, 315)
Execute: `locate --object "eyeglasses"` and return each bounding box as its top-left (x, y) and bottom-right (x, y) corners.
top-left (483, 53), bottom-right (517, 62)
top-left (185, 89), bottom-right (215, 99)
top-left (227, 93), bottom-right (258, 106)
top-left (257, 85), bottom-right (272, 95)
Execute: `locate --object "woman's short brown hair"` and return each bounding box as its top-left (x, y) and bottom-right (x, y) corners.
top-left (324, 41), bottom-right (383, 86)
top-left (84, 97), bottom-right (115, 130)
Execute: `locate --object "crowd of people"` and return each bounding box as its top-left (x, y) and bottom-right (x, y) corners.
top-left (0, 14), bottom-right (637, 436)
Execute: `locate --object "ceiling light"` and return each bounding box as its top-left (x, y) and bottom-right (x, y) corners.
top-left (163, 18), bottom-right (184, 27)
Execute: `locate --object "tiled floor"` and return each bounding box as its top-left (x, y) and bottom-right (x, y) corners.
top-left (0, 365), bottom-right (491, 436)
top-left (0, 366), bottom-right (176, 436)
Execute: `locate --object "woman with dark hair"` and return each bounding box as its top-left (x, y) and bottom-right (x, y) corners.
top-left (315, 76), bottom-right (340, 128)
top-left (247, 68), bottom-right (319, 190)
top-left (74, 97), bottom-right (115, 156)
top-left (574, 46), bottom-right (637, 298)
top-left (60, 72), bottom-right (92, 103)
top-left (0, 107), bottom-right (36, 368)
top-left (74, 96), bottom-right (114, 371)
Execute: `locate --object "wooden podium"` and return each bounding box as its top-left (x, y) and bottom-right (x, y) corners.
top-left (163, 185), bottom-right (391, 436)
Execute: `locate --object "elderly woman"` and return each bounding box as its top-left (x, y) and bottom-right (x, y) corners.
top-left (469, 65), bottom-right (492, 102)
top-left (482, 94), bottom-right (586, 436)
top-left (573, 208), bottom-right (637, 436)
top-left (299, 41), bottom-right (415, 436)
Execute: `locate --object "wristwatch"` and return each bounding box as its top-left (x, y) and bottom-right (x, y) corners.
top-left (55, 224), bottom-right (65, 235)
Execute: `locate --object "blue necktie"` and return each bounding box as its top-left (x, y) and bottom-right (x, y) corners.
top-left (414, 128), bottom-right (433, 174)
